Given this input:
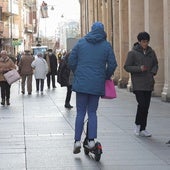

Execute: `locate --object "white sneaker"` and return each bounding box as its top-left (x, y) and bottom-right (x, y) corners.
top-left (73, 141), bottom-right (81, 154)
top-left (86, 140), bottom-right (95, 149)
top-left (134, 125), bottom-right (140, 135)
top-left (139, 130), bottom-right (152, 137)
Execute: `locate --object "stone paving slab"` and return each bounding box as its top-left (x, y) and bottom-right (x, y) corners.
top-left (0, 153), bottom-right (25, 169)
top-left (0, 81), bottom-right (170, 170)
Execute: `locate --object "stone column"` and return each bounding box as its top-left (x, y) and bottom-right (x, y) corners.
top-left (88, 0), bottom-right (94, 28)
top-left (80, 0), bottom-right (88, 36)
top-left (128, 0), bottom-right (144, 49)
top-left (103, 0), bottom-right (108, 33)
top-left (144, 0), bottom-right (164, 96)
top-left (79, 0), bottom-right (84, 36)
top-left (162, 0), bottom-right (170, 101)
top-left (98, 0), bottom-right (102, 22)
top-left (118, 0), bottom-right (129, 88)
top-left (127, 0), bottom-right (144, 91)
top-left (94, 0), bottom-right (98, 21)
top-left (106, 0), bottom-right (113, 45)
top-left (83, 0), bottom-right (89, 33)
top-left (101, 0), bottom-right (106, 26)
top-left (112, 0), bottom-right (120, 83)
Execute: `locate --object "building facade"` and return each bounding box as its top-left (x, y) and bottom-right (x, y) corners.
top-left (79, 0), bottom-right (170, 102)
top-left (0, 0), bottom-right (37, 55)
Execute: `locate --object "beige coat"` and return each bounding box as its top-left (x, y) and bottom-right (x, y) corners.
top-left (0, 57), bottom-right (16, 81)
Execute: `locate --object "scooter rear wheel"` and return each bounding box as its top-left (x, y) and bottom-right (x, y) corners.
top-left (84, 148), bottom-right (89, 155)
top-left (83, 138), bottom-right (89, 155)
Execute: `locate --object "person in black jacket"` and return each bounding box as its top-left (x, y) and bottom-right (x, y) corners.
top-left (45, 49), bottom-right (58, 89)
top-left (57, 52), bottom-right (73, 109)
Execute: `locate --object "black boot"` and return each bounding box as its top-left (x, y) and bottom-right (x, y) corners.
top-left (1, 99), bottom-right (5, 106)
top-left (64, 103), bottom-right (73, 109)
top-left (6, 99), bottom-right (10, 105)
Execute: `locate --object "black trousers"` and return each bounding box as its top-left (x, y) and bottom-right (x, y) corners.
top-left (65, 85), bottom-right (72, 105)
top-left (134, 90), bottom-right (152, 131)
top-left (0, 81), bottom-right (11, 100)
top-left (46, 73), bottom-right (56, 88)
top-left (36, 79), bottom-right (44, 91)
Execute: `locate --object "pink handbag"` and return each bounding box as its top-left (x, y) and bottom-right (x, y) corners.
top-left (101, 80), bottom-right (117, 99)
top-left (3, 69), bottom-right (20, 85)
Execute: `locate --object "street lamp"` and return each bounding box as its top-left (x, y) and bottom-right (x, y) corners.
top-left (39, 2), bottom-right (55, 46)
top-left (51, 6), bottom-right (54, 10)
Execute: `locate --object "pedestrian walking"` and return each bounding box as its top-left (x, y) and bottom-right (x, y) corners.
top-left (45, 49), bottom-right (58, 89)
top-left (31, 52), bottom-right (48, 94)
top-left (124, 31), bottom-right (158, 137)
top-left (57, 51), bottom-right (73, 109)
top-left (68, 22), bottom-right (117, 154)
top-left (16, 51), bottom-right (24, 66)
top-left (0, 50), bottom-right (16, 105)
top-left (18, 50), bottom-right (34, 95)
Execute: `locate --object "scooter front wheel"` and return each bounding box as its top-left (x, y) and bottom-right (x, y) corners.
top-left (94, 142), bottom-right (102, 161)
top-left (95, 152), bottom-right (101, 161)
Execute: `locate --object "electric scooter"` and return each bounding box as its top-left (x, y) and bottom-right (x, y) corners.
top-left (83, 121), bottom-right (103, 161)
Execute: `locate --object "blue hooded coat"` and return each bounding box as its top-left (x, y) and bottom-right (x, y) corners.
top-left (68, 22), bottom-right (117, 96)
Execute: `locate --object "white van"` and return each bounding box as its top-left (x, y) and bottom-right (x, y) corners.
top-left (31, 45), bottom-right (48, 58)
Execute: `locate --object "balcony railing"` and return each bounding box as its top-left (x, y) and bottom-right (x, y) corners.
top-left (24, 24), bottom-right (33, 33)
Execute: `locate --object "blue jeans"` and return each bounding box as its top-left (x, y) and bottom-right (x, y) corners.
top-left (74, 92), bottom-right (100, 141)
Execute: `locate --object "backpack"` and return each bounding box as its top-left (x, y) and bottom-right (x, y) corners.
top-left (57, 57), bottom-right (70, 87)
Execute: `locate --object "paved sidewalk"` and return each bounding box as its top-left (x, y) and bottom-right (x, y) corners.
top-left (0, 80), bottom-right (170, 170)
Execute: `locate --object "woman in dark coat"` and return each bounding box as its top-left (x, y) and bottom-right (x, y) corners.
top-left (45, 49), bottom-right (58, 88)
top-left (57, 52), bottom-right (73, 109)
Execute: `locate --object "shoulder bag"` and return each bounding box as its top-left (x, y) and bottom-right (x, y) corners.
top-left (3, 69), bottom-right (20, 85)
top-left (101, 80), bottom-right (117, 99)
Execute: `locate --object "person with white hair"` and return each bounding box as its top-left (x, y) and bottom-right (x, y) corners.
top-left (31, 52), bottom-right (48, 94)
top-left (0, 50), bottom-right (16, 105)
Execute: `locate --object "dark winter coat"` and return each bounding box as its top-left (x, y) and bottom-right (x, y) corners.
top-left (57, 57), bottom-right (70, 87)
top-left (124, 43), bottom-right (158, 91)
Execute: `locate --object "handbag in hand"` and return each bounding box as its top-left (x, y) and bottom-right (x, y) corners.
top-left (3, 69), bottom-right (20, 85)
top-left (101, 80), bottom-right (117, 99)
